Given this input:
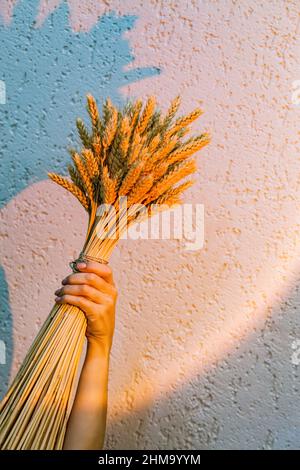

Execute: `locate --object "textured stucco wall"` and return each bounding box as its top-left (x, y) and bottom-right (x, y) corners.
top-left (0, 0), bottom-right (300, 449)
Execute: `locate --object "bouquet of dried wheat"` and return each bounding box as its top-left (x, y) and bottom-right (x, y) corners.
top-left (0, 94), bottom-right (210, 449)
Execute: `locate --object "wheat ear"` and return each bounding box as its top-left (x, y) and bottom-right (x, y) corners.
top-left (162, 95), bottom-right (181, 128)
top-left (148, 180), bottom-right (194, 215)
top-left (82, 148), bottom-right (99, 179)
top-left (167, 133), bottom-right (211, 166)
top-left (143, 137), bottom-right (179, 173)
top-left (92, 135), bottom-right (103, 162)
top-left (86, 94), bottom-right (100, 133)
top-left (147, 134), bottom-right (161, 153)
top-left (153, 180), bottom-right (194, 205)
top-left (102, 106), bottom-right (118, 149)
top-left (135, 96), bottom-right (156, 135)
top-left (67, 164), bottom-right (86, 193)
top-left (102, 166), bottom-right (117, 204)
top-left (128, 135), bottom-right (145, 165)
top-left (119, 115), bottom-right (131, 157)
top-left (76, 118), bottom-right (91, 148)
top-left (165, 108), bottom-right (203, 139)
top-left (47, 173), bottom-right (89, 210)
top-left (118, 161), bottom-right (144, 196)
top-left (127, 175), bottom-right (154, 205)
top-left (129, 100), bottom-right (143, 132)
top-left (72, 153), bottom-right (94, 202)
top-left (143, 159), bottom-right (197, 205)
top-left (152, 161), bottom-right (170, 181)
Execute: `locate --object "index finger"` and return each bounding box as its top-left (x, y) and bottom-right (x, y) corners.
top-left (75, 260), bottom-right (114, 285)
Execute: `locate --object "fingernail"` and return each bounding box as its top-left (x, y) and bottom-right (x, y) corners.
top-left (62, 279), bottom-right (67, 285)
top-left (55, 297), bottom-right (61, 302)
top-left (76, 262), bottom-right (86, 269)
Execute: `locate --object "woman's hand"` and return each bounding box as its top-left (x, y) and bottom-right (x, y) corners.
top-left (54, 260), bottom-right (117, 352)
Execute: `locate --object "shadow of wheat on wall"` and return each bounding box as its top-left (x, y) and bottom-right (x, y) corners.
top-left (0, 0), bottom-right (160, 208)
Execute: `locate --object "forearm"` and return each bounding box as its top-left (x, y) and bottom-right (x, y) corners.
top-left (63, 339), bottom-right (111, 450)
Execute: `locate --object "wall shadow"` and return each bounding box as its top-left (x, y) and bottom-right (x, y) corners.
top-left (0, 265), bottom-right (13, 400)
top-left (0, 0), bottom-right (160, 208)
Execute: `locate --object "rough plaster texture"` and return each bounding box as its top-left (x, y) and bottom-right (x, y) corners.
top-left (0, 0), bottom-right (299, 450)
